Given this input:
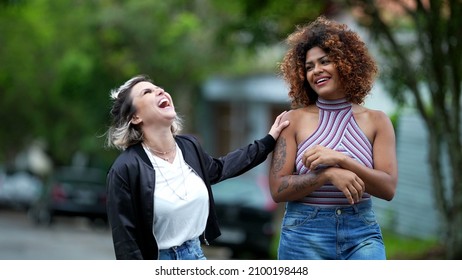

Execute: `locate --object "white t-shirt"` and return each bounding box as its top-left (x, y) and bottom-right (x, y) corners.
top-left (143, 144), bottom-right (209, 249)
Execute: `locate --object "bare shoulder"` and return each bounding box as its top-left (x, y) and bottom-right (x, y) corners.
top-left (353, 105), bottom-right (394, 142)
top-left (369, 108), bottom-right (392, 126)
top-left (283, 106), bottom-right (317, 121)
top-left (283, 106), bottom-right (318, 131)
top-left (354, 105), bottom-right (391, 124)
top-left (279, 109), bottom-right (300, 137)
top-left (282, 106), bottom-right (319, 144)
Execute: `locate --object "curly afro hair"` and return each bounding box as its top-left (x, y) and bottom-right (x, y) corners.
top-left (279, 16), bottom-right (378, 108)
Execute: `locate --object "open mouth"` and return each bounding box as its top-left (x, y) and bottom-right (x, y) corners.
top-left (315, 77), bottom-right (330, 84)
top-left (158, 98), bottom-right (171, 108)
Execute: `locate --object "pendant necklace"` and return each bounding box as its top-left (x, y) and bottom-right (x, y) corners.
top-left (146, 144), bottom-right (188, 200)
top-left (145, 143), bottom-right (176, 162)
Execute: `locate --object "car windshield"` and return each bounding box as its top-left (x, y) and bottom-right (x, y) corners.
top-left (212, 176), bottom-right (271, 209)
top-left (53, 167), bottom-right (105, 186)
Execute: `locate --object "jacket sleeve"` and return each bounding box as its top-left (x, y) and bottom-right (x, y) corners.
top-left (200, 134), bottom-right (276, 184)
top-left (106, 167), bottom-right (144, 260)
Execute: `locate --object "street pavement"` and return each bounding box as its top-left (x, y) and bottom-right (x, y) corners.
top-left (0, 208), bottom-right (114, 260)
top-left (0, 208), bottom-right (230, 260)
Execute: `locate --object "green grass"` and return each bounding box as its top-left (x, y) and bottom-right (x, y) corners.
top-left (268, 230), bottom-right (444, 260)
top-left (383, 231), bottom-right (444, 259)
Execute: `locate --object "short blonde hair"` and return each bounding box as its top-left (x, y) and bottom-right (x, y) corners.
top-left (106, 75), bottom-right (183, 150)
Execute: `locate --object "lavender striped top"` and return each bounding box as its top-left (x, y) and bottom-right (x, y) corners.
top-left (295, 98), bottom-right (373, 206)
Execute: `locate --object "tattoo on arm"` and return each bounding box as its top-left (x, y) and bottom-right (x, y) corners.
top-left (272, 137), bottom-right (322, 197)
top-left (278, 171), bottom-right (321, 195)
top-left (271, 137), bottom-right (287, 176)
top-left (278, 179), bottom-right (289, 194)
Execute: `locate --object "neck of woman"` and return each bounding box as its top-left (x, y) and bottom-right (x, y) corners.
top-left (143, 127), bottom-right (176, 153)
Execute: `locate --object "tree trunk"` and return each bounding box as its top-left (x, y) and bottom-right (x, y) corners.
top-left (427, 124), bottom-right (462, 259)
top-left (446, 128), bottom-right (462, 259)
top-left (446, 209), bottom-right (462, 259)
top-left (346, 0), bottom-right (462, 259)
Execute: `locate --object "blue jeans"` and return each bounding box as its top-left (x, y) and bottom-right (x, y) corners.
top-left (278, 200), bottom-right (386, 260)
top-left (158, 238), bottom-right (206, 260)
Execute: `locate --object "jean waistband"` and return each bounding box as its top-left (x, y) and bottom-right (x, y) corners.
top-left (286, 199), bottom-right (372, 214)
top-left (159, 237), bottom-right (200, 253)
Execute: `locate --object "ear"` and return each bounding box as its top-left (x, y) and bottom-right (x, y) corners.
top-left (131, 114), bottom-right (142, 125)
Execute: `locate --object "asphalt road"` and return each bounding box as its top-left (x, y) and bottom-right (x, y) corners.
top-left (0, 207), bottom-right (230, 260)
top-left (0, 208), bottom-right (115, 260)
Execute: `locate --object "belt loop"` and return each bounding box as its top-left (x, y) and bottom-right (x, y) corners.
top-left (352, 203), bottom-right (360, 214)
top-left (314, 206), bottom-right (320, 216)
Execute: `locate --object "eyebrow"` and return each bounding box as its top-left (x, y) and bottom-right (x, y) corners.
top-left (139, 85), bottom-right (164, 95)
top-left (305, 55), bottom-right (328, 65)
top-left (140, 88), bottom-right (151, 94)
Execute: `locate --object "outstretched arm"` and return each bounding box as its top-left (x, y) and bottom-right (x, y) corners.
top-left (193, 111), bottom-right (290, 185)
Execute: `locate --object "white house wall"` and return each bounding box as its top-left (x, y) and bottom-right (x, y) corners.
top-left (373, 113), bottom-right (441, 239)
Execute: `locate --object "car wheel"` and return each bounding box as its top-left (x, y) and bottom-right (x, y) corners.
top-left (88, 217), bottom-right (109, 230)
top-left (28, 206), bottom-right (52, 226)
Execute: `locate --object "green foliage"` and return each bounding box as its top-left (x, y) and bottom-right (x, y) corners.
top-left (347, 0), bottom-right (462, 259)
top-left (209, 0), bottom-right (325, 75)
top-left (268, 229), bottom-right (443, 260)
top-left (382, 230), bottom-right (443, 260)
top-left (0, 0), bottom-right (327, 168)
top-left (211, 0), bottom-right (325, 48)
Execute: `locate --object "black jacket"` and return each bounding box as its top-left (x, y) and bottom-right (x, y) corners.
top-left (106, 134), bottom-right (276, 260)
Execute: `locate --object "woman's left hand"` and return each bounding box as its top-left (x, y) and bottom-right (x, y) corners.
top-left (302, 145), bottom-right (346, 170)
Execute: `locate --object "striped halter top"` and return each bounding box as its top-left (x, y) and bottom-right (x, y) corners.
top-left (295, 98), bottom-right (373, 206)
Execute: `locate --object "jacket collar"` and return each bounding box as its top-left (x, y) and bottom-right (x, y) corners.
top-left (132, 142), bottom-right (152, 168)
top-left (130, 136), bottom-right (192, 169)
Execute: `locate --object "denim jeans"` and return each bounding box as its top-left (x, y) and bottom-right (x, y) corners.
top-left (158, 238), bottom-right (207, 260)
top-left (278, 200), bottom-right (386, 260)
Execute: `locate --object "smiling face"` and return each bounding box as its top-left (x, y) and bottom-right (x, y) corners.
top-left (305, 46), bottom-right (345, 100)
top-left (129, 81), bottom-right (176, 129)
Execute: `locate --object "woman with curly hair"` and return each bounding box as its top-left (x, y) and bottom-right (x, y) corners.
top-left (269, 16), bottom-right (397, 260)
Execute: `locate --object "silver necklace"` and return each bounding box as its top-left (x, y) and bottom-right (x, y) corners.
top-left (146, 145), bottom-right (176, 162)
top-left (147, 144), bottom-right (188, 200)
top-left (146, 146), bottom-right (175, 162)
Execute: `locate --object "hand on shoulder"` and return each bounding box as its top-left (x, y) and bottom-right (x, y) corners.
top-left (268, 111), bottom-right (290, 140)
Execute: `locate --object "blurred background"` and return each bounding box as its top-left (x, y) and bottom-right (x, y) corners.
top-left (0, 0), bottom-right (461, 260)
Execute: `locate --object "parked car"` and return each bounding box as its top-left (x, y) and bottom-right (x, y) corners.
top-left (0, 168), bottom-right (43, 209)
top-left (210, 175), bottom-right (281, 259)
top-left (28, 166), bottom-right (108, 226)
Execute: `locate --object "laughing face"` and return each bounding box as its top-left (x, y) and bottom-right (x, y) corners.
top-left (129, 81), bottom-right (176, 127)
top-left (305, 46), bottom-right (345, 100)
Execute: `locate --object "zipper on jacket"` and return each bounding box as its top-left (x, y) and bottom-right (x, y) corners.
top-left (202, 232), bottom-right (209, 245)
top-left (184, 161), bottom-right (211, 246)
top-left (184, 162), bottom-right (201, 178)
top-left (153, 209), bottom-right (160, 259)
